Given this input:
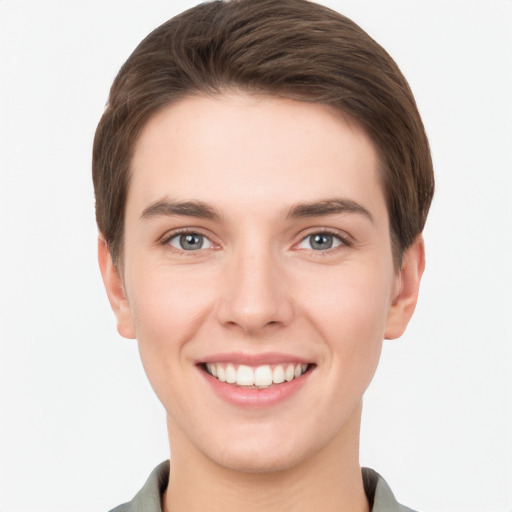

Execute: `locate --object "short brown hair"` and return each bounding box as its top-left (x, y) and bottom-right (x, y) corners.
top-left (93, 0), bottom-right (434, 268)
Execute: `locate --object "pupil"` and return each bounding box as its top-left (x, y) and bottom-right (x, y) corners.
top-left (180, 233), bottom-right (203, 250)
top-left (311, 234), bottom-right (332, 250)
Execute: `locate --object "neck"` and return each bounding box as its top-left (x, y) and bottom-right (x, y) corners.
top-left (163, 403), bottom-right (370, 512)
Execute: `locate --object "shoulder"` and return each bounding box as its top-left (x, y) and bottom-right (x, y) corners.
top-left (362, 467), bottom-right (419, 512)
top-left (108, 460), bottom-right (170, 512)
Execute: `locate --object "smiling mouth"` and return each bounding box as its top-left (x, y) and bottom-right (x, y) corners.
top-left (201, 362), bottom-right (312, 389)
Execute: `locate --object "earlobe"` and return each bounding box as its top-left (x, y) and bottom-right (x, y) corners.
top-left (97, 236), bottom-right (136, 339)
top-left (384, 235), bottom-right (425, 340)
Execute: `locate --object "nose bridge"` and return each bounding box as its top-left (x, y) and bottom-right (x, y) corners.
top-left (218, 237), bottom-right (292, 333)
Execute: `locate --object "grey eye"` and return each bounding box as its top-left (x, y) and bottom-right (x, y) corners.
top-left (297, 233), bottom-right (342, 251)
top-left (310, 234), bottom-right (333, 250)
top-left (168, 233), bottom-right (213, 251)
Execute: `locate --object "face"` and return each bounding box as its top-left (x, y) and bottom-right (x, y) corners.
top-left (100, 93), bottom-right (423, 473)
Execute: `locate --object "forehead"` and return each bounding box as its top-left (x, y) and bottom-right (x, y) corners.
top-left (128, 93), bottom-right (386, 222)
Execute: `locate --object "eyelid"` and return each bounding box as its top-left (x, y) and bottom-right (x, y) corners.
top-left (169, 233), bottom-right (213, 250)
top-left (158, 226), bottom-right (352, 253)
top-left (294, 228), bottom-right (353, 251)
top-left (159, 227), bottom-right (219, 251)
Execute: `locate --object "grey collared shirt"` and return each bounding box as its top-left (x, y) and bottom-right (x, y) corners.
top-left (109, 460), bottom-right (417, 512)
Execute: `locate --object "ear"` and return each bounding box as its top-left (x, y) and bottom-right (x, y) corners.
top-left (97, 236), bottom-right (136, 339)
top-left (385, 235), bottom-right (425, 340)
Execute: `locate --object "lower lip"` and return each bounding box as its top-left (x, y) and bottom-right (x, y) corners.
top-left (199, 367), bottom-right (313, 407)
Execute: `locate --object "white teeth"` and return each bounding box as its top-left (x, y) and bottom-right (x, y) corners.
top-left (226, 364), bottom-right (237, 384)
top-left (237, 365), bottom-right (254, 386)
top-left (285, 364), bottom-right (295, 382)
top-left (205, 362), bottom-right (310, 387)
top-left (254, 365), bottom-right (272, 387)
top-left (206, 363), bottom-right (217, 377)
top-left (272, 365), bottom-right (285, 384)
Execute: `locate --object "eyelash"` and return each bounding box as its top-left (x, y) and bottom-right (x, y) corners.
top-left (160, 228), bottom-right (217, 254)
top-left (160, 228), bottom-right (352, 254)
top-left (295, 229), bottom-right (352, 253)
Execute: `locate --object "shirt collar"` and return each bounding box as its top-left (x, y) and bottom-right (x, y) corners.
top-left (111, 461), bottom-right (416, 512)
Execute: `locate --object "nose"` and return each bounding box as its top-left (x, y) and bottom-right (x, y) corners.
top-left (216, 245), bottom-right (294, 335)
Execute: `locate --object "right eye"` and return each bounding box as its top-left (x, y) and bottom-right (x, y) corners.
top-left (167, 232), bottom-right (213, 251)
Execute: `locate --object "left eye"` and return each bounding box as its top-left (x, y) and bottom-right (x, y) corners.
top-left (297, 233), bottom-right (343, 251)
top-left (167, 233), bottom-right (213, 251)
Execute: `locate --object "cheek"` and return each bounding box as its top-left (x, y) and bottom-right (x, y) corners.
top-left (124, 267), bottom-right (215, 398)
top-left (128, 265), bottom-right (213, 340)
top-left (302, 262), bottom-right (392, 375)
top-left (309, 262), bottom-right (392, 331)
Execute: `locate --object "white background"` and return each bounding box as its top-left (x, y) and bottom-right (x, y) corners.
top-left (0, 1), bottom-right (510, 511)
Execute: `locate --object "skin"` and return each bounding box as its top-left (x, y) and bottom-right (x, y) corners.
top-left (99, 93), bottom-right (424, 512)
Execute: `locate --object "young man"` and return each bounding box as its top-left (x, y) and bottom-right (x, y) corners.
top-left (93, 1), bottom-right (434, 511)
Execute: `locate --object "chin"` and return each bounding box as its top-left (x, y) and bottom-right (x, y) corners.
top-left (212, 446), bottom-right (306, 474)
top-left (199, 427), bottom-right (325, 475)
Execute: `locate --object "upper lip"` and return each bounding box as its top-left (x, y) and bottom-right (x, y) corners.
top-left (196, 352), bottom-right (313, 366)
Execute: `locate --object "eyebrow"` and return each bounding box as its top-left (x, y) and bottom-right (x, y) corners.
top-left (140, 199), bottom-right (221, 221)
top-left (140, 197), bottom-right (373, 223)
top-left (285, 198), bottom-right (374, 223)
